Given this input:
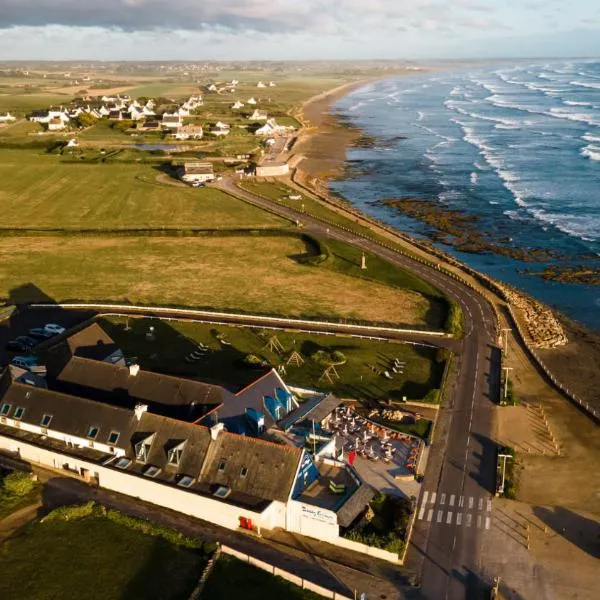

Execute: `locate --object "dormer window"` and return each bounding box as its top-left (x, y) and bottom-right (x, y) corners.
top-left (240, 467), bottom-right (248, 478)
top-left (0, 403), bottom-right (11, 416)
top-left (135, 434), bottom-right (155, 463)
top-left (218, 459), bottom-right (226, 472)
top-left (167, 441), bottom-right (186, 467)
top-left (87, 426), bottom-right (99, 440)
top-left (41, 414), bottom-right (52, 427)
top-left (13, 407), bottom-right (25, 420)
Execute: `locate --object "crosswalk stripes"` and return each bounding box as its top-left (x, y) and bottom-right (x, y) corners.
top-left (416, 491), bottom-right (494, 530)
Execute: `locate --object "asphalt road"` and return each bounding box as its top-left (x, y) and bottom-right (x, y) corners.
top-left (218, 178), bottom-right (501, 599)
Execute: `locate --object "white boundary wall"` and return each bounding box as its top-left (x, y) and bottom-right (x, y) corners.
top-left (220, 545), bottom-right (351, 600)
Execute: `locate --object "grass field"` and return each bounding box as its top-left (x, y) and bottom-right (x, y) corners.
top-left (202, 554), bottom-right (323, 600)
top-left (0, 514), bottom-right (207, 600)
top-left (0, 149), bottom-right (288, 229)
top-left (100, 317), bottom-right (444, 402)
top-left (0, 93), bottom-right (73, 116)
top-left (0, 235), bottom-right (435, 327)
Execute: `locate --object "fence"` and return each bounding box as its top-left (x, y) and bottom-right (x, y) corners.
top-left (220, 545), bottom-right (353, 600)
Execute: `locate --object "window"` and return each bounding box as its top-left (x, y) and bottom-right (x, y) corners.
top-left (107, 431), bottom-right (120, 445)
top-left (240, 467), bottom-right (248, 478)
top-left (14, 407), bottom-right (25, 420)
top-left (0, 403), bottom-right (11, 416)
top-left (218, 459), bottom-right (226, 472)
top-left (87, 426), bottom-right (99, 440)
top-left (177, 475), bottom-right (194, 488)
top-left (144, 465), bottom-right (161, 478)
top-left (135, 435), bottom-right (154, 463)
top-left (40, 414), bottom-right (52, 427)
top-left (115, 457), bottom-right (131, 469)
top-left (213, 485), bottom-right (231, 499)
top-left (167, 441), bottom-right (186, 467)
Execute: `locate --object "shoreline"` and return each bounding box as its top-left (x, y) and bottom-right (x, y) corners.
top-left (291, 76), bottom-right (600, 414)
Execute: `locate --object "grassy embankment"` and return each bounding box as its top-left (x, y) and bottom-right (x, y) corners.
top-left (0, 470), bottom-right (41, 521)
top-left (98, 316), bottom-right (445, 402)
top-left (203, 554), bottom-right (323, 600)
top-left (0, 502), bottom-right (213, 600)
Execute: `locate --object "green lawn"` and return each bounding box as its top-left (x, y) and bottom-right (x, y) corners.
top-left (0, 93), bottom-right (73, 117)
top-left (0, 514), bottom-right (208, 600)
top-left (0, 470), bottom-right (40, 521)
top-left (99, 317), bottom-right (444, 402)
top-left (0, 149), bottom-right (287, 229)
top-left (202, 555), bottom-right (323, 600)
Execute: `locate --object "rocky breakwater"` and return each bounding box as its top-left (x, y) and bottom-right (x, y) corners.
top-left (497, 283), bottom-right (568, 349)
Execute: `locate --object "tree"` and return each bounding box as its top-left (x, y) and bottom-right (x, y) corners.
top-left (74, 113), bottom-right (97, 128)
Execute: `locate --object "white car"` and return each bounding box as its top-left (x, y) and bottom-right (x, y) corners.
top-left (44, 323), bottom-right (66, 335)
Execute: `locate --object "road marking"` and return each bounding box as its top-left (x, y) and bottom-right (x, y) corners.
top-left (477, 515), bottom-right (482, 528)
top-left (446, 511), bottom-right (453, 524)
top-left (427, 509), bottom-right (433, 522)
top-left (487, 499), bottom-right (492, 512)
top-left (437, 510), bottom-right (443, 523)
top-left (418, 506), bottom-right (426, 520)
top-left (478, 498), bottom-right (483, 511)
top-left (430, 492), bottom-right (437, 505)
top-left (458, 496), bottom-right (464, 508)
top-left (456, 513), bottom-right (463, 526)
top-left (468, 497), bottom-right (474, 509)
top-left (440, 493), bottom-right (446, 505)
top-left (422, 491), bottom-right (429, 506)
top-left (449, 494), bottom-right (455, 507)
top-left (485, 517), bottom-right (491, 530)
top-left (466, 514), bottom-right (472, 528)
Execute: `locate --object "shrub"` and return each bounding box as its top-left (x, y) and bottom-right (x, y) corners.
top-left (2, 472), bottom-right (35, 497)
top-left (445, 301), bottom-right (463, 337)
top-left (42, 501), bottom-right (99, 522)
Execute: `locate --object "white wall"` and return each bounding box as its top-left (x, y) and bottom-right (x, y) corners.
top-left (287, 500), bottom-right (339, 541)
top-left (0, 434), bottom-right (284, 532)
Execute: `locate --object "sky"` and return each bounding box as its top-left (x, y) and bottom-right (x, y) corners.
top-left (0, 0), bottom-right (599, 60)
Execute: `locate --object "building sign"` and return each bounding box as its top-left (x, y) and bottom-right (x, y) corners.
top-left (300, 504), bottom-right (335, 524)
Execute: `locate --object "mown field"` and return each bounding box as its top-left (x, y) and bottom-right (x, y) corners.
top-left (101, 316), bottom-right (445, 402)
top-left (0, 149), bottom-right (288, 230)
top-left (0, 510), bottom-right (209, 600)
top-left (0, 235), bottom-right (436, 327)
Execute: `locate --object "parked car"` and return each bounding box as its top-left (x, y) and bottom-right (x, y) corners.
top-left (28, 327), bottom-right (55, 340)
top-left (6, 336), bottom-right (37, 352)
top-left (10, 356), bottom-right (39, 370)
top-left (43, 323), bottom-right (66, 335)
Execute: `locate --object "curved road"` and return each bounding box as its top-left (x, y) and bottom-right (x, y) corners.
top-left (218, 178), bottom-right (501, 599)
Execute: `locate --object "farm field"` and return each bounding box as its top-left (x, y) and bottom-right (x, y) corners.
top-left (0, 149), bottom-right (288, 230)
top-left (0, 235), bottom-right (436, 327)
top-left (0, 509), bottom-right (209, 600)
top-left (100, 316), bottom-right (445, 402)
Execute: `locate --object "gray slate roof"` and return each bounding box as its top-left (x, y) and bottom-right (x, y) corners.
top-left (336, 483), bottom-right (376, 528)
top-left (304, 394), bottom-right (343, 424)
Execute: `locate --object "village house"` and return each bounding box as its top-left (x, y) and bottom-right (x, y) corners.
top-left (108, 110), bottom-right (125, 121)
top-left (29, 109), bottom-right (70, 125)
top-left (0, 112), bottom-right (17, 123)
top-left (136, 120), bottom-right (161, 132)
top-left (246, 97), bottom-right (257, 105)
top-left (254, 118), bottom-right (288, 137)
top-left (248, 109), bottom-right (268, 121)
top-left (231, 101), bottom-right (245, 110)
top-left (161, 113), bottom-right (183, 129)
top-left (269, 81), bottom-right (276, 87)
top-left (255, 161), bottom-right (290, 177)
top-left (257, 81), bottom-right (266, 88)
top-left (127, 105), bottom-right (146, 121)
top-left (206, 83), bottom-right (218, 93)
top-left (208, 121), bottom-right (230, 137)
top-left (48, 117), bottom-right (66, 131)
top-left (178, 161), bottom-right (215, 183)
top-left (171, 124), bottom-right (203, 140)
top-left (0, 322), bottom-right (377, 553)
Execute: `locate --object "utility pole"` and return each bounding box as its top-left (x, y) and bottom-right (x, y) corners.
top-left (498, 453), bottom-right (512, 495)
top-left (503, 366), bottom-right (514, 401)
top-left (501, 328), bottom-right (512, 357)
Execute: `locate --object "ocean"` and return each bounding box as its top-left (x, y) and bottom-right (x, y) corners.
top-left (331, 60), bottom-right (600, 331)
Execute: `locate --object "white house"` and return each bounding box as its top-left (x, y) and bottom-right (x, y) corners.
top-left (29, 109), bottom-right (69, 125)
top-left (128, 106), bottom-right (146, 121)
top-left (66, 138), bottom-right (79, 147)
top-left (162, 113), bottom-right (183, 129)
top-left (178, 161), bottom-right (214, 183)
top-left (248, 109), bottom-right (268, 121)
top-left (247, 97), bottom-right (257, 105)
top-left (207, 83), bottom-right (218, 92)
top-left (231, 101), bottom-right (245, 110)
top-left (255, 118), bottom-right (287, 137)
top-left (257, 81), bottom-right (266, 88)
top-left (269, 81), bottom-right (276, 87)
top-left (48, 117), bottom-right (66, 131)
top-left (209, 121), bottom-right (230, 136)
top-left (0, 112), bottom-right (17, 123)
top-left (98, 105), bottom-right (111, 117)
top-left (172, 125), bottom-right (203, 140)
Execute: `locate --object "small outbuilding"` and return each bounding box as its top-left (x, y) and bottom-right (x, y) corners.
top-left (178, 162), bottom-right (215, 184)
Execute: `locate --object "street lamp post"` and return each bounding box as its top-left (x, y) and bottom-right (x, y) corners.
top-left (498, 453), bottom-right (512, 495)
top-left (503, 366), bottom-right (514, 402)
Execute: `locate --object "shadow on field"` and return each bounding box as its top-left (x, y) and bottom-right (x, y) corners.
top-left (533, 506), bottom-right (600, 558)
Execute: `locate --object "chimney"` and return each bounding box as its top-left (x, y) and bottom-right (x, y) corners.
top-left (128, 363), bottom-right (140, 377)
top-left (134, 403), bottom-right (148, 421)
top-left (210, 422), bottom-right (224, 440)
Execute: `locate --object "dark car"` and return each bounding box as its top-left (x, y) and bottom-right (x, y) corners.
top-left (6, 336), bottom-right (37, 352)
top-left (28, 327), bottom-right (55, 340)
